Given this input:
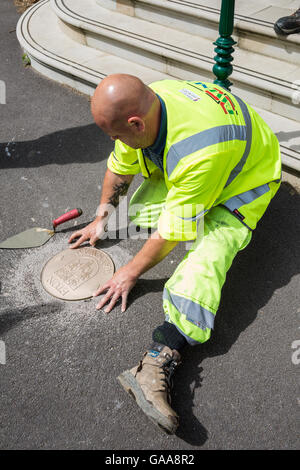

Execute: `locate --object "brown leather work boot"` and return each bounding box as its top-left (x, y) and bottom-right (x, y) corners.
top-left (117, 344), bottom-right (181, 434)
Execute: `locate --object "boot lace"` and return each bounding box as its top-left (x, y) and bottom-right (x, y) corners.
top-left (160, 354), bottom-right (179, 402)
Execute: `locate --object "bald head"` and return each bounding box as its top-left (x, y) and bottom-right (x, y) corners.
top-left (92, 74), bottom-right (155, 123)
top-left (91, 74), bottom-right (161, 149)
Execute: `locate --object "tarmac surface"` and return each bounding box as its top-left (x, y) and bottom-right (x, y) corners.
top-left (0, 0), bottom-right (299, 450)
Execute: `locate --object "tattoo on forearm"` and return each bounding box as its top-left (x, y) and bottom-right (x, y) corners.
top-left (109, 182), bottom-right (130, 207)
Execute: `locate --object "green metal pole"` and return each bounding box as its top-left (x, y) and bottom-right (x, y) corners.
top-left (213, 0), bottom-right (236, 90)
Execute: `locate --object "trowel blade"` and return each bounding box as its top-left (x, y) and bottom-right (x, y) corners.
top-left (0, 227), bottom-right (54, 249)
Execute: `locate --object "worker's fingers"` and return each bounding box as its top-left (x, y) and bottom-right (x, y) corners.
top-left (68, 231), bottom-right (82, 243)
top-left (93, 282), bottom-right (110, 298)
top-left (69, 234), bottom-right (88, 249)
top-left (89, 235), bottom-right (99, 247)
top-left (104, 292), bottom-right (121, 313)
top-left (121, 292), bottom-right (128, 313)
top-left (96, 287), bottom-right (114, 310)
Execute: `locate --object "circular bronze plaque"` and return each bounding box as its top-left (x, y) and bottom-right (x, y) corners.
top-left (40, 247), bottom-right (115, 300)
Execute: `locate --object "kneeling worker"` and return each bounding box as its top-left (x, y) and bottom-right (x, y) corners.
top-left (68, 74), bottom-right (281, 434)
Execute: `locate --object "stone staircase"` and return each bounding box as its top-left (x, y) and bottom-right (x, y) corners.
top-left (16, 0), bottom-right (300, 172)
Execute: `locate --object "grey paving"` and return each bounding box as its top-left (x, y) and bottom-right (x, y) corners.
top-left (0, 0), bottom-right (299, 450)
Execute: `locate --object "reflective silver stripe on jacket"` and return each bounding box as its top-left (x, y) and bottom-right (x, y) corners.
top-left (171, 96), bottom-right (252, 221)
top-left (179, 209), bottom-right (209, 222)
top-left (223, 183), bottom-right (270, 212)
top-left (222, 98), bottom-right (274, 220)
top-left (163, 288), bottom-right (215, 331)
top-left (224, 95), bottom-right (252, 187)
top-left (166, 124), bottom-right (247, 178)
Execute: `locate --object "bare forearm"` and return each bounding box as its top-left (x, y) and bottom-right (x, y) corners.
top-left (97, 168), bottom-right (133, 218)
top-left (69, 168), bottom-right (133, 248)
top-left (94, 231), bottom-right (177, 312)
top-left (128, 231), bottom-right (178, 278)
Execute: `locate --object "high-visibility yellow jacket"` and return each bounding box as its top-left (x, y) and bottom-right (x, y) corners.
top-left (107, 80), bottom-right (281, 241)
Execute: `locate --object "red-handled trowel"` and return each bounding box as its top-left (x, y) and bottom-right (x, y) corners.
top-left (0, 208), bottom-right (83, 249)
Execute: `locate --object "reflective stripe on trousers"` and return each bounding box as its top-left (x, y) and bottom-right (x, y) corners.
top-left (163, 206), bottom-right (252, 345)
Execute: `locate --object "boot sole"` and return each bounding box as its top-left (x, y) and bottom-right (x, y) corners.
top-left (274, 23), bottom-right (300, 35)
top-left (117, 370), bottom-right (178, 435)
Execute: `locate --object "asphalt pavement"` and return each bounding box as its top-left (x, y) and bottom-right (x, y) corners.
top-left (0, 0), bottom-right (299, 450)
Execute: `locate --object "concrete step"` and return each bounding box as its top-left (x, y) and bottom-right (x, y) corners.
top-left (96, 0), bottom-right (300, 65)
top-left (16, 0), bottom-right (170, 96)
top-left (52, 0), bottom-right (300, 123)
top-left (255, 107), bottom-right (300, 173)
top-left (16, 0), bottom-right (300, 172)
top-left (99, 0), bottom-right (300, 66)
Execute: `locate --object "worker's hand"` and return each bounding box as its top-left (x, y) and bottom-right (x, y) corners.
top-left (93, 264), bottom-right (138, 313)
top-left (68, 217), bottom-right (106, 249)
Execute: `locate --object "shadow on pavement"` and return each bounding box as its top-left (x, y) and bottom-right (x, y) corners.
top-left (124, 181), bottom-right (299, 446)
top-left (1, 177), bottom-right (297, 446)
top-left (171, 182), bottom-right (300, 445)
top-left (127, 278), bottom-right (169, 308)
top-left (0, 123), bottom-right (113, 169)
top-left (0, 302), bottom-right (64, 336)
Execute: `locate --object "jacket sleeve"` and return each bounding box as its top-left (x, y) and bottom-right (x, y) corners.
top-left (107, 140), bottom-right (141, 175)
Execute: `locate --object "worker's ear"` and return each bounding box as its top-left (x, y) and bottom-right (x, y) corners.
top-left (128, 116), bottom-right (145, 133)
